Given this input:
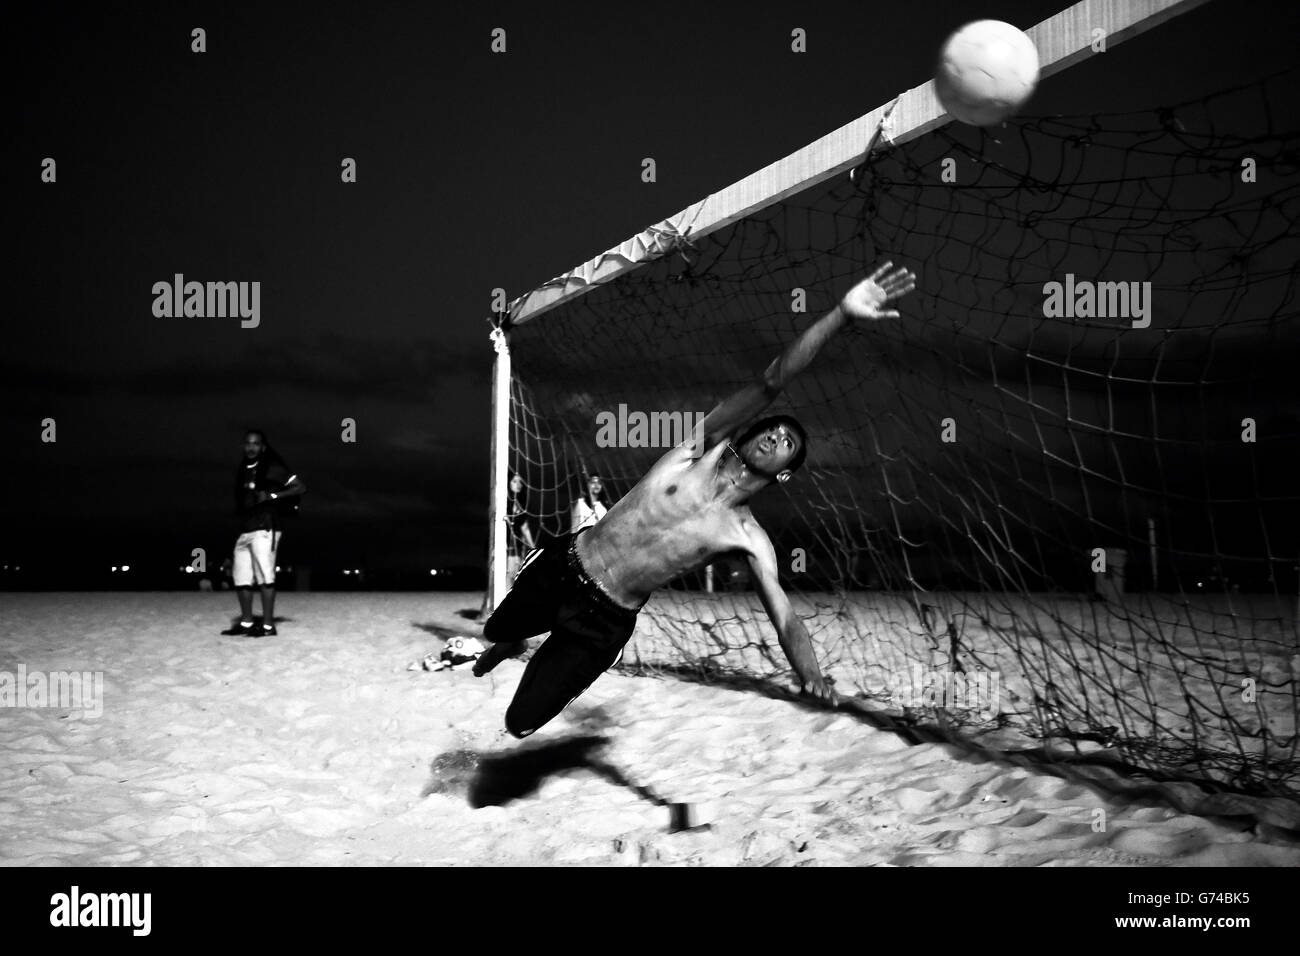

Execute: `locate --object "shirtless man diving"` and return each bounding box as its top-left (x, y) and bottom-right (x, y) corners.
top-left (476, 262), bottom-right (917, 738)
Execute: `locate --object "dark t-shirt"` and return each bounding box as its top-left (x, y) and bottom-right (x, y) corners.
top-left (234, 453), bottom-right (293, 533)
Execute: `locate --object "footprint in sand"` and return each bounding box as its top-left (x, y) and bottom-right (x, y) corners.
top-left (893, 787), bottom-right (947, 814)
top-left (1108, 823), bottom-right (1214, 859)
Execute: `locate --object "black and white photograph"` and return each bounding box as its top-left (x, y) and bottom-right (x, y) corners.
top-left (4, 0), bottom-right (1298, 918)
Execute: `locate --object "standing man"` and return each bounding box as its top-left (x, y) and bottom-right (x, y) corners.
top-left (506, 471), bottom-right (537, 581)
top-left (223, 429), bottom-right (306, 637)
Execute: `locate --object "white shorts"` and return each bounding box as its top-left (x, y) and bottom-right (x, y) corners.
top-left (232, 530), bottom-right (281, 587)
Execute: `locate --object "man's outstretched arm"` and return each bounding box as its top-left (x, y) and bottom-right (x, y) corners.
top-left (745, 526), bottom-right (836, 705)
top-left (692, 262), bottom-right (916, 450)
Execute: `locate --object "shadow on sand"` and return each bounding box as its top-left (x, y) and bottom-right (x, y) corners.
top-left (423, 732), bottom-right (670, 811)
top-left (618, 662), bottom-right (1300, 839)
top-left (411, 622), bottom-right (479, 641)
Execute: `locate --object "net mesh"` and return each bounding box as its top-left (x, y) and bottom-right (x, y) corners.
top-left (499, 68), bottom-right (1300, 800)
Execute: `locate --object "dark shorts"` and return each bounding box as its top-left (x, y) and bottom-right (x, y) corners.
top-left (483, 530), bottom-right (642, 737)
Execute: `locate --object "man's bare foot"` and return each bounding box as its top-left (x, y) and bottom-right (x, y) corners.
top-left (472, 640), bottom-right (527, 677)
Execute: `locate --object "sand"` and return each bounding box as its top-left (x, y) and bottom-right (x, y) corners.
top-left (1, 592), bottom-right (1297, 867)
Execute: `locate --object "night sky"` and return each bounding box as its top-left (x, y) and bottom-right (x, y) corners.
top-left (6, 0), bottom-right (1298, 589)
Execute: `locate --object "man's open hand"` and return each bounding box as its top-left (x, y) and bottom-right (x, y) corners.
top-left (840, 261), bottom-right (917, 322)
